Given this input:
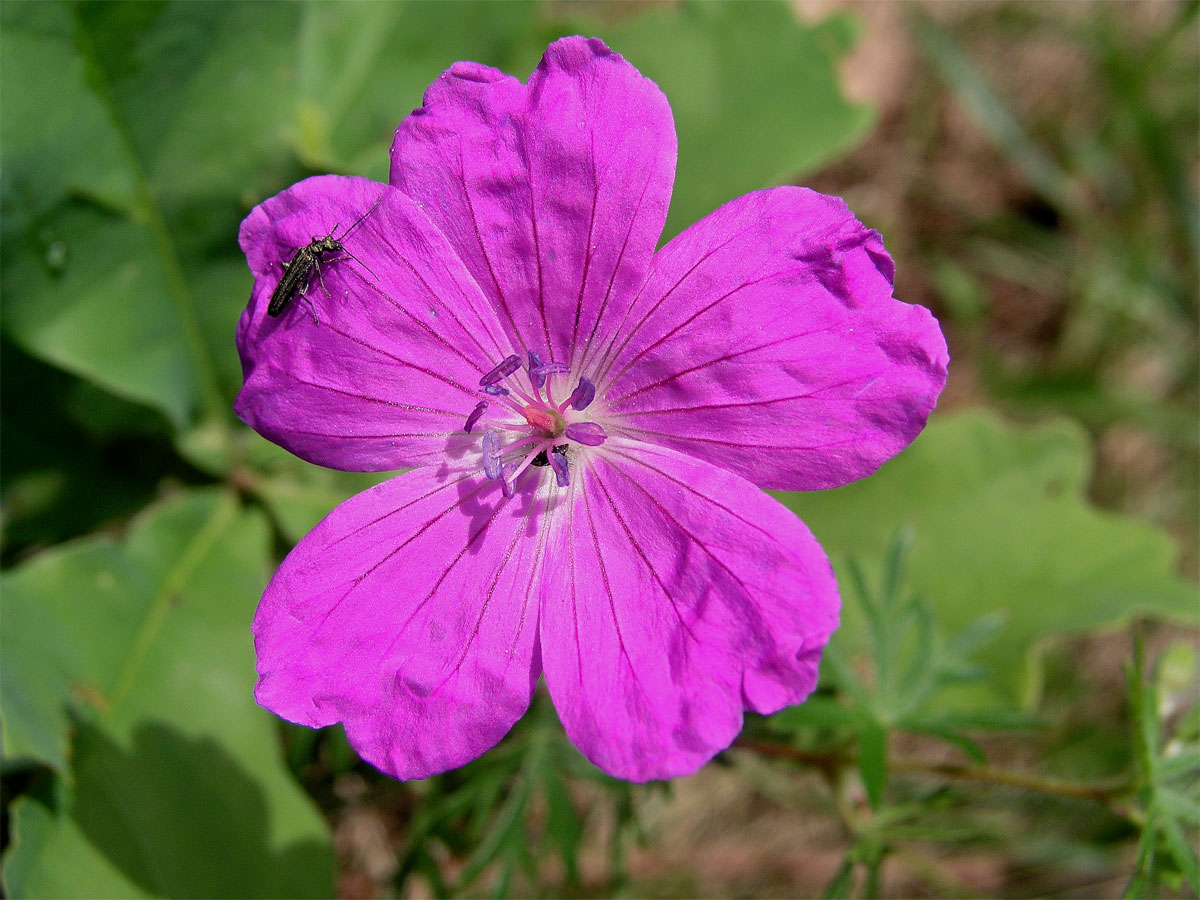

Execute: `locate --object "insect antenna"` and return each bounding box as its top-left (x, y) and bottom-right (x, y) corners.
top-left (331, 193), bottom-right (385, 282)
top-left (337, 193), bottom-right (385, 242)
top-left (339, 248), bottom-right (380, 282)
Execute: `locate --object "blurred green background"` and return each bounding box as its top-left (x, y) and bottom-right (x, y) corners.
top-left (1, 1), bottom-right (1196, 897)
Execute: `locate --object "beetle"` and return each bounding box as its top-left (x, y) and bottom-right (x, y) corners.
top-left (268, 194), bottom-right (384, 318)
top-left (530, 443), bottom-right (570, 467)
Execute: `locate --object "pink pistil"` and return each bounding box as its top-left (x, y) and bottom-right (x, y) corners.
top-left (522, 405), bottom-right (565, 437)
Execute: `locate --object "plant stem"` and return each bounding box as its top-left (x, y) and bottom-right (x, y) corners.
top-left (734, 737), bottom-right (848, 775)
top-left (890, 758), bottom-right (1129, 802)
top-left (735, 738), bottom-right (1128, 803)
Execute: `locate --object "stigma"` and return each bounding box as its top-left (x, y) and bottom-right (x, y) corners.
top-left (461, 351), bottom-right (607, 496)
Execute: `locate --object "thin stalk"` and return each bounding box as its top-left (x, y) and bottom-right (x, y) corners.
top-left (736, 737), bottom-right (1129, 804)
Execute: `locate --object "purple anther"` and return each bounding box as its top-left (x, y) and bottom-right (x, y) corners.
top-left (566, 376), bottom-right (596, 411)
top-left (480, 354), bottom-right (522, 387)
top-left (482, 384), bottom-right (510, 396)
top-left (565, 421), bottom-right (607, 446)
top-left (533, 361), bottom-right (570, 378)
top-left (500, 473), bottom-right (515, 499)
top-left (464, 401), bottom-right (488, 434)
top-left (527, 351), bottom-right (546, 389)
top-left (549, 449), bottom-right (570, 487)
top-left (481, 431), bottom-right (502, 480)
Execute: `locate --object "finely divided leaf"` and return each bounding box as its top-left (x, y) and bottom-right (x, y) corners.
top-left (780, 411), bottom-right (1198, 703)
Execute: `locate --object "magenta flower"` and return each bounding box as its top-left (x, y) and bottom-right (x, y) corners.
top-left (235, 37), bottom-right (948, 782)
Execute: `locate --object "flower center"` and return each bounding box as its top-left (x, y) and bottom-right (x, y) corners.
top-left (462, 351), bottom-right (606, 496)
top-left (522, 405), bottom-right (564, 437)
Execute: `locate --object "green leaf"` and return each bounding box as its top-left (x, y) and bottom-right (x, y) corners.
top-left (0, 778), bottom-right (69, 899)
top-left (819, 858), bottom-right (855, 900)
top-left (900, 708), bottom-right (1042, 734)
top-left (1158, 789), bottom-right (1200, 829)
top-left (818, 645), bottom-right (872, 709)
top-left (554, 0), bottom-right (873, 240)
top-left (1, 4), bottom-right (227, 429)
top-left (2, 205), bottom-right (202, 428)
top-left (254, 461), bottom-right (400, 545)
top-left (394, 697), bottom-right (626, 899)
top-left (771, 695), bottom-right (862, 731)
top-left (72, 1), bottom-right (300, 209)
top-left (900, 724), bottom-right (987, 766)
top-left (1, 537), bottom-right (143, 769)
top-left (2, 1), bottom-right (554, 449)
top-left (1157, 812), bottom-right (1200, 895)
top-left (908, 8), bottom-right (1073, 209)
top-left (1159, 748), bottom-right (1200, 782)
top-left (1, 490), bottom-right (332, 898)
top-left (4, 0), bottom-right (868, 446)
top-left (892, 600), bottom-right (936, 715)
top-left (542, 765), bottom-right (584, 887)
top-left (1127, 635), bottom-right (1200, 896)
top-left (178, 427), bottom-right (399, 544)
top-left (0, 3), bottom-right (135, 218)
top-left (1125, 824), bottom-right (1157, 900)
top-left (779, 411), bottom-right (1199, 703)
top-left (857, 720), bottom-right (888, 810)
top-left (297, 1), bottom-right (538, 176)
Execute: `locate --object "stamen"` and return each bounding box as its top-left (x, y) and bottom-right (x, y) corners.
top-left (566, 421), bottom-right (607, 446)
top-left (464, 401), bottom-right (488, 433)
top-left (505, 435), bottom-right (543, 452)
top-left (481, 431), bottom-right (502, 480)
top-left (467, 355), bottom-right (605, 493)
top-left (527, 351), bottom-right (546, 389)
top-left (480, 354), bottom-right (522, 387)
top-left (501, 444), bottom-right (548, 498)
top-left (533, 361), bottom-right (570, 378)
top-left (565, 376), bottom-right (595, 411)
top-left (549, 448), bottom-right (570, 486)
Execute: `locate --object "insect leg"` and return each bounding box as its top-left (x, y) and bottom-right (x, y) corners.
top-left (311, 256), bottom-right (334, 299)
top-left (296, 285), bottom-right (321, 325)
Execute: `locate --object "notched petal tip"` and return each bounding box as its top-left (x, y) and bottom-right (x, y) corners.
top-left (611, 185), bottom-right (948, 492)
top-left (539, 35), bottom-right (623, 71)
top-left (446, 60), bottom-right (512, 84)
top-left (405, 59), bottom-right (521, 123)
top-left (862, 228), bottom-right (897, 284)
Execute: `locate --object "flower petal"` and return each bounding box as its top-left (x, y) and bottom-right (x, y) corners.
top-left (236, 174), bottom-right (511, 471)
top-left (593, 187), bottom-right (949, 491)
top-left (253, 467), bottom-right (552, 780)
top-left (539, 439), bottom-right (839, 781)
top-left (389, 36), bottom-right (676, 367)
